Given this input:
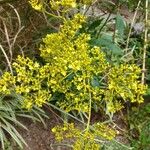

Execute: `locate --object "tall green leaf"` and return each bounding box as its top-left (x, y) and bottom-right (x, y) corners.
top-left (90, 34), bottom-right (123, 56)
top-left (116, 14), bottom-right (126, 37)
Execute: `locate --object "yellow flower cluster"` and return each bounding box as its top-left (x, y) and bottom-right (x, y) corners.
top-left (29, 0), bottom-right (43, 11)
top-left (40, 14), bottom-right (108, 112)
top-left (13, 56), bottom-right (52, 109)
top-left (73, 131), bottom-right (100, 150)
top-left (0, 56), bottom-right (52, 109)
top-left (0, 72), bottom-right (15, 95)
top-left (0, 13), bottom-right (147, 113)
top-left (52, 122), bottom-right (80, 142)
top-left (50, 0), bottom-right (77, 10)
top-left (29, 0), bottom-right (94, 12)
top-left (104, 64), bottom-right (147, 113)
top-left (50, 0), bottom-right (94, 10)
top-left (93, 122), bottom-right (116, 140)
top-left (52, 122), bottom-right (116, 150)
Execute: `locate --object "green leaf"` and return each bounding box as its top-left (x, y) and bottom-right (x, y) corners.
top-left (146, 88), bottom-right (150, 95)
top-left (4, 115), bottom-right (28, 130)
top-left (90, 35), bottom-right (123, 56)
top-left (0, 128), bottom-right (5, 150)
top-left (91, 76), bottom-right (100, 87)
top-left (2, 125), bottom-right (24, 149)
top-left (88, 18), bottom-right (104, 31)
top-left (116, 14), bottom-right (126, 37)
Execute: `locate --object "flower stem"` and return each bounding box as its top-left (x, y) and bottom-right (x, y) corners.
top-left (86, 79), bottom-right (92, 131)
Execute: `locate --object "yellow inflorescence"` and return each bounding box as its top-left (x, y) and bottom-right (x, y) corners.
top-left (0, 55), bottom-right (51, 109)
top-left (52, 122), bottom-right (80, 142)
top-left (39, 13), bottom-right (108, 112)
top-left (52, 122), bottom-right (116, 150)
top-left (50, 0), bottom-right (77, 10)
top-left (29, 0), bottom-right (94, 12)
top-left (29, 0), bottom-right (43, 11)
top-left (104, 64), bottom-right (147, 113)
top-left (0, 13), bottom-right (147, 112)
top-left (0, 72), bottom-right (15, 95)
top-left (50, 0), bottom-right (94, 10)
top-left (73, 131), bottom-right (100, 150)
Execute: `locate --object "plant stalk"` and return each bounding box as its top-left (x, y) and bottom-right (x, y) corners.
top-left (125, 0), bottom-right (141, 53)
top-left (141, 0), bottom-right (149, 84)
top-left (86, 90), bottom-right (92, 131)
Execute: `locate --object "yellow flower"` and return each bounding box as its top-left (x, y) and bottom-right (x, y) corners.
top-left (29, 0), bottom-right (43, 11)
top-left (52, 122), bottom-right (116, 150)
top-left (50, 0), bottom-right (76, 11)
top-left (0, 72), bottom-right (15, 94)
top-left (105, 64), bottom-right (147, 113)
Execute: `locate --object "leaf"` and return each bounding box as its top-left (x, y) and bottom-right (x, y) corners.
top-left (4, 115), bottom-right (28, 130)
top-left (91, 76), bottom-right (100, 87)
top-left (2, 125), bottom-right (24, 149)
top-left (116, 14), bottom-right (126, 37)
top-left (90, 34), bottom-right (123, 56)
top-left (0, 128), bottom-right (5, 150)
top-left (88, 18), bottom-right (104, 31)
top-left (146, 87), bottom-right (150, 95)
top-left (146, 74), bottom-right (150, 81)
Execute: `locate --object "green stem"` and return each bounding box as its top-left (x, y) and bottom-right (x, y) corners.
top-left (86, 79), bottom-right (92, 131)
top-left (47, 103), bottom-right (86, 125)
top-left (87, 93), bottom-right (91, 131)
top-left (45, 10), bottom-right (65, 21)
top-left (96, 12), bottom-right (112, 39)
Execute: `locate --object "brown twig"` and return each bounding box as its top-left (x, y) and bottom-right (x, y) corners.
top-left (141, 0), bottom-right (149, 84)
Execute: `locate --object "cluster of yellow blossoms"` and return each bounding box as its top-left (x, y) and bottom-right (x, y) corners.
top-left (0, 14), bottom-right (147, 112)
top-left (0, 56), bottom-right (51, 109)
top-left (104, 64), bottom-right (147, 113)
top-left (29, 0), bottom-right (43, 11)
top-left (50, 0), bottom-right (77, 10)
top-left (29, 0), bottom-right (94, 11)
top-left (39, 13), bottom-right (108, 112)
top-left (0, 72), bottom-right (15, 95)
top-left (50, 0), bottom-right (93, 10)
top-left (52, 122), bottom-right (116, 150)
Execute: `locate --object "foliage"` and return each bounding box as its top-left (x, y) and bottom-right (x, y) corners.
top-left (0, 93), bottom-right (48, 149)
top-left (0, 94), bottom-right (27, 149)
top-left (128, 103), bottom-right (150, 150)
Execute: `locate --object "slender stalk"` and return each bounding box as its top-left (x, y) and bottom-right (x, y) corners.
top-left (96, 12), bottom-right (112, 38)
top-left (0, 45), bottom-right (13, 75)
top-left (113, 2), bottom-right (120, 43)
top-left (125, 0), bottom-right (141, 53)
top-left (47, 103), bottom-right (85, 125)
top-left (86, 92), bottom-right (92, 131)
top-left (3, 21), bottom-right (12, 62)
top-left (86, 79), bottom-right (92, 131)
top-left (45, 11), bottom-right (64, 21)
top-left (8, 4), bottom-right (21, 29)
top-left (141, 0), bottom-right (149, 84)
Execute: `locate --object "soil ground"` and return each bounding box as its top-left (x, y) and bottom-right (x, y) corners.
top-left (15, 108), bottom-right (129, 150)
top-left (15, 107), bottom-right (68, 150)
